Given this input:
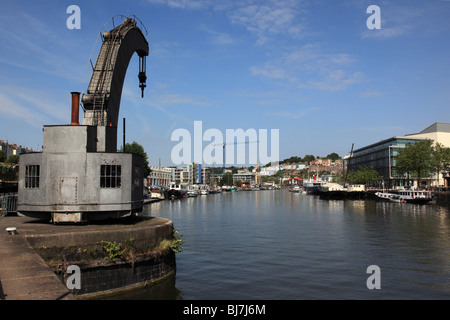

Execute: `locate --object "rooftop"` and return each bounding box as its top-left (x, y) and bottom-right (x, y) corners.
top-left (352, 122), bottom-right (450, 154)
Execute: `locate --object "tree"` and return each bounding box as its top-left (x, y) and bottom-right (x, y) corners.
top-left (432, 142), bottom-right (450, 186)
top-left (0, 164), bottom-right (18, 181)
top-left (347, 167), bottom-right (380, 185)
top-left (280, 156), bottom-right (303, 164)
top-left (0, 150), bottom-right (6, 162)
top-left (119, 141), bottom-right (151, 177)
top-left (6, 154), bottom-right (19, 164)
top-left (303, 154), bottom-right (315, 164)
top-left (220, 172), bottom-right (233, 186)
top-left (395, 139), bottom-right (434, 187)
top-left (326, 153), bottom-right (341, 161)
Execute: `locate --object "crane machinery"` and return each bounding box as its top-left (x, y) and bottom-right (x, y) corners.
top-left (17, 15), bottom-right (149, 223)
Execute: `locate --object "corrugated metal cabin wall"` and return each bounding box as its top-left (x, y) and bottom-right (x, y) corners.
top-left (43, 125), bottom-right (92, 153)
top-left (17, 152), bottom-right (45, 205)
top-left (86, 152), bottom-right (138, 210)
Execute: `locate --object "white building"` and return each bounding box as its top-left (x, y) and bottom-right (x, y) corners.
top-left (146, 166), bottom-right (174, 188)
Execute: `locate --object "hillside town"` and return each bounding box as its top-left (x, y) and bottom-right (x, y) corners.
top-left (2, 122), bottom-right (450, 194)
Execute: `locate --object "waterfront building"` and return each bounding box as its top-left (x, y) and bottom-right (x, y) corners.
top-left (187, 162), bottom-right (200, 184)
top-left (259, 165), bottom-right (279, 176)
top-left (233, 172), bottom-right (255, 184)
top-left (347, 122), bottom-right (450, 189)
top-left (172, 162), bottom-right (210, 185)
top-left (201, 166), bottom-right (211, 185)
top-left (146, 166), bottom-right (174, 188)
top-left (0, 140), bottom-right (34, 160)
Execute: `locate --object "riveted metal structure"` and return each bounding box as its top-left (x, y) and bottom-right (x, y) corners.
top-left (17, 16), bottom-right (149, 223)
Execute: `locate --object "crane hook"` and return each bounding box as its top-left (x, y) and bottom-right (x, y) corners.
top-left (138, 55), bottom-right (147, 98)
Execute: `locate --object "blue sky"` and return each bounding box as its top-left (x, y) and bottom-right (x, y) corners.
top-left (1, 0), bottom-right (449, 167)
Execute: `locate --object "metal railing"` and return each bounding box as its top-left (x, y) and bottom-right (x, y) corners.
top-left (0, 193), bottom-right (17, 216)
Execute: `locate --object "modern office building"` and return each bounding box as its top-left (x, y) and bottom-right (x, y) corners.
top-left (233, 172), bottom-right (255, 184)
top-left (170, 162), bottom-right (210, 185)
top-left (347, 122), bottom-right (450, 189)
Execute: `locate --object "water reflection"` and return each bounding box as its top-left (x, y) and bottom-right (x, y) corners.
top-left (134, 191), bottom-right (450, 299)
top-left (105, 271), bottom-right (183, 300)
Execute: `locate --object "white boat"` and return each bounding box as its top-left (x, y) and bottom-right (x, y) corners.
top-left (199, 184), bottom-right (210, 195)
top-left (150, 191), bottom-right (165, 200)
top-left (374, 192), bottom-right (392, 201)
top-left (303, 178), bottom-right (326, 195)
top-left (289, 186), bottom-right (301, 193)
top-left (375, 189), bottom-right (433, 204)
top-left (187, 190), bottom-right (198, 197)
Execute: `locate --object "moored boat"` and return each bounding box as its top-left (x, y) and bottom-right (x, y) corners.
top-left (303, 178), bottom-right (326, 195)
top-left (376, 189), bottom-right (432, 204)
top-left (168, 183), bottom-right (188, 199)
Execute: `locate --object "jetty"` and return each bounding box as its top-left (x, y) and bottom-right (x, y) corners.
top-left (0, 217), bottom-right (73, 300)
top-left (0, 215), bottom-right (175, 299)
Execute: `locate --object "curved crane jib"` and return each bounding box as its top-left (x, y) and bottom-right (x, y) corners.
top-left (82, 16), bottom-right (149, 128)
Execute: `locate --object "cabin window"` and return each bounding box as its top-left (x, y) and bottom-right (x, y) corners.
top-left (100, 165), bottom-right (121, 188)
top-left (25, 165), bottom-right (40, 188)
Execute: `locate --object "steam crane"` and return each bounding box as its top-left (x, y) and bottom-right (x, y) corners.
top-left (82, 16), bottom-right (148, 129)
top-left (17, 16), bottom-right (150, 223)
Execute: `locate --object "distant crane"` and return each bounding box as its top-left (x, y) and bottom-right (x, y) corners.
top-left (343, 143), bottom-right (354, 186)
top-left (212, 141), bottom-right (259, 174)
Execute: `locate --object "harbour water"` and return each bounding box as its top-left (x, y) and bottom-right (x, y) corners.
top-left (124, 190), bottom-right (450, 299)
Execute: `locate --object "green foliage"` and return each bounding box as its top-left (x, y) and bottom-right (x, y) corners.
top-left (170, 230), bottom-right (184, 253)
top-left (326, 153), bottom-right (341, 161)
top-left (303, 154), bottom-right (315, 164)
top-left (0, 150), bottom-right (6, 162)
top-left (99, 241), bottom-right (124, 261)
top-left (279, 156), bottom-right (303, 164)
top-left (119, 141), bottom-right (151, 176)
top-left (432, 142), bottom-right (450, 177)
top-left (395, 139), bottom-right (434, 185)
top-left (347, 166), bottom-right (380, 184)
top-left (220, 172), bottom-right (233, 186)
top-left (6, 154), bottom-right (19, 164)
top-left (0, 164), bottom-right (18, 181)
top-left (395, 139), bottom-right (450, 186)
top-left (274, 169), bottom-right (285, 177)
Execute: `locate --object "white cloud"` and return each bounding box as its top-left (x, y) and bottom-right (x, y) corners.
top-left (0, 14), bottom-right (86, 83)
top-left (361, 2), bottom-right (424, 40)
top-left (147, 0), bottom-right (306, 45)
top-left (250, 44), bottom-right (364, 91)
top-left (360, 90), bottom-right (383, 98)
top-left (199, 25), bottom-right (235, 45)
top-left (0, 87), bottom-right (67, 128)
top-left (266, 107), bottom-right (320, 119)
top-left (146, 0), bottom-right (212, 9)
top-left (228, 0), bottom-right (305, 44)
top-left (154, 93), bottom-right (213, 107)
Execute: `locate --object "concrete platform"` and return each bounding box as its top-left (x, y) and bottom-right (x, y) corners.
top-left (0, 227), bottom-right (74, 300)
top-left (0, 215), bottom-right (174, 300)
